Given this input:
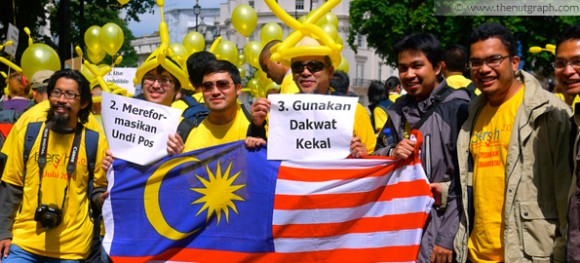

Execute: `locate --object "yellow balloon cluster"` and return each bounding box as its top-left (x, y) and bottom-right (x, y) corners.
top-left (133, 0), bottom-right (191, 91)
top-left (264, 0), bottom-right (343, 68)
top-left (84, 23), bottom-right (124, 64)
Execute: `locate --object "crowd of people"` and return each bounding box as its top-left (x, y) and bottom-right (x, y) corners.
top-left (0, 21), bottom-right (579, 263)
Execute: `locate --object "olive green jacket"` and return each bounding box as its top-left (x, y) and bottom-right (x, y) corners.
top-left (454, 70), bottom-right (572, 262)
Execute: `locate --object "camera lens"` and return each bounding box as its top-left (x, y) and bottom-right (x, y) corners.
top-left (40, 212), bottom-right (58, 229)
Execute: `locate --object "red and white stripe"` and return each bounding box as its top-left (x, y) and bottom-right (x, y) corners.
top-left (272, 158), bottom-right (433, 262)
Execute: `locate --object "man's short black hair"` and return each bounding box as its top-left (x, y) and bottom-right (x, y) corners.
top-left (385, 76), bottom-right (400, 92)
top-left (202, 60), bottom-right (241, 85)
top-left (469, 22), bottom-right (517, 56)
top-left (330, 70), bottom-right (350, 95)
top-left (187, 51), bottom-right (217, 88)
top-left (443, 44), bottom-right (468, 72)
top-left (393, 32), bottom-right (442, 68)
top-left (556, 24), bottom-right (580, 51)
top-left (46, 69), bottom-right (92, 124)
top-left (367, 80), bottom-right (387, 106)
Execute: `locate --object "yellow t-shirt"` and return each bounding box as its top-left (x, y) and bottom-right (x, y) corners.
top-left (183, 104), bottom-right (250, 151)
top-left (1, 122), bottom-right (108, 260)
top-left (354, 103), bottom-right (376, 153)
top-left (280, 73), bottom-right (300, 94)
top-left (388, 93), bottom-right (400, 103)
top-left (467, 86), bottom-right (524, 263)
top-left (373, 106), bottom-right (388, 134)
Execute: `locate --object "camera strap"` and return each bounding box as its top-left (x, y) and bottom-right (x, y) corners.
top-left (37, 123), bottom-right (83, 210)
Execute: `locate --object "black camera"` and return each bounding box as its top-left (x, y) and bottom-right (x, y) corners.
top-left (34, 204), bottom-right (62, 229)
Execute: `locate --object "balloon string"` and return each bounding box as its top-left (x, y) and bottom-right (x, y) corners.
top-left (12, 0), bottom-right (16, 25)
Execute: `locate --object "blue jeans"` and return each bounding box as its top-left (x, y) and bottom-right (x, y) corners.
top-left (2, 244), bottom-right (81, 263)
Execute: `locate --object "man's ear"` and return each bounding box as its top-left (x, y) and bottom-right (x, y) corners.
top-left (511, 55), bottom-right (520, 71)
top-left (434, 62), bottom-right (443, 76)
top-left (328, 66), bottom-right (335, 76)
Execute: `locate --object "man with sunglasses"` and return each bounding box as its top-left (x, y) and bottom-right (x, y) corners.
top-left (0, 69), bottom-right (108, 262)
top-left (454, 22), bottom-right (572, 263)
top-left (372, 33), bottom-right (470, 263)
top-left (248, 37), bottom-right (375, 157)
top-left (553, 24), bottom-right (580, 262)
top-left (180, 60), bottom-right (251, 151)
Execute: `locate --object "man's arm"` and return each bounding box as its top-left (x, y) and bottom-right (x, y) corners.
top-left (0, 181), bottom-right (23, 240)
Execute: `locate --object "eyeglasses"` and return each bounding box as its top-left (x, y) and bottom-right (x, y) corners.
top-left (468, 55), bottom-right (510, 69)
top-left (50, 89), bottom-right (80, 100)
top-left (201, 80), bottom-right (233, 91)
top-left (291, 60), bottom-right (327, 73)
top-left (143, 75), bottom-right (173, 87)
top-left (552, 59), bottom-right (580, 70)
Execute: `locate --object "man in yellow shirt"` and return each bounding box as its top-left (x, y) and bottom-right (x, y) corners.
top-left (182, 60), bottom-right (251, 151)
top-left (0, 69), bottom-right (108, 262)
top-left (248, 37), bottom-right (375, 156)
top-left (260, 40), bottom-right (300, 94)
top-left (454, 22), bottom-right (571, 263)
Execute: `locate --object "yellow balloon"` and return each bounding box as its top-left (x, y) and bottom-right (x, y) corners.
top-left (87, 48), bottom-right (106, 64)
top-left (238, 67), bottom-right (246, 78)
top-left (169, 43), bottom-right (188, 63)
top-left (20, 43), bottom-right (61, 80)
top-left (231, 4), bottom-right (258, 37)
top-left (319, 23), bottom-right (338, 42)
top-left (260, 22), bottom-right (284, 45)
top-left (99, 23), bottom-right (124, 56)
top-left (117, 0), bottom-right (130, 5)
top-left (215, 40), bottom-right (239, 65)
top-left (85, 25), bottom-right (102, 53)
top-left (182, 31), bottom-right (205, 54)
top-left (316, 12), bottom-right (339, 28)
top-left (81, 65), bottom-right (96, 81)
top-left (244, 41), bottom-right (262, 69)
top-left (238, 53), bottom-right (246, 67)
top-left (246, 78), bottom-right (260, 97)
top-left (337, 55), bottom-right (349, 72)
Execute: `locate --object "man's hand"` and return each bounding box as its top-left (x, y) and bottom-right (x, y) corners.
top-left (392, 139), bottom-right (416, 160)
top-left (430, 183), bottom-right (443, 207)
top-left (430, 245), bottom-right (453, 263)
top-left (0, 239), bottom-right (11, 261)
top-left (245, 137), bottom-right (267, 150)
top-left (350, 136), bottom-right (367, 158)
top-left (167, 133), bottom-right (184, 156)
top-left (251, 98), bottom-right (271, 126)
top-left (101, 149), bottom-right (114, 171)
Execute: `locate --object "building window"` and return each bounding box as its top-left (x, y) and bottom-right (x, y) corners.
top-left (355, 63), bottom-right (364, 86)
top-left (357, 33), bottom-right (364, 48)
top-left (296, 0), bottom-right (304, 10)
top-left (249, 1), bottom-right (254, 8)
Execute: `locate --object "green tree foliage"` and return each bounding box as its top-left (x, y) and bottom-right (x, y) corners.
top-left (348, 0), bottom-right (580, 76)
top-left (1, 0), bottom-right (154, 68)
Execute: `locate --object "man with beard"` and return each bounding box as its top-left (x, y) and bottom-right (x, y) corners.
top-left (0, 69), bottom-right (108, 262)
top-left (553, 24), bottom-right (580, 262)
top-left (247, 37), bottom-right (375, 156)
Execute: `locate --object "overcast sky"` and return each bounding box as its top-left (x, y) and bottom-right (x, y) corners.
top-left (128, 0), bottom-right (224, 37)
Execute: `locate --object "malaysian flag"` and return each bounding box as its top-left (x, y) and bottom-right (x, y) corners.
top-left (102, 140), bottom-right (433, 262)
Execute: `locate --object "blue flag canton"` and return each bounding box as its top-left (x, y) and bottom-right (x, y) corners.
top-left (110, 141), bottom-right (281, 256)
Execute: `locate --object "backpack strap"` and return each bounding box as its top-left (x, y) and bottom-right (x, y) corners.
top-left (176, 118), bottom-right (196, 143)
top-left (84, 128), bottom-right (98, 196)
top-left (181, 95), bottom-right (197, 107)
top-left (23, 122), bottom-right (43, 165)
top-left (412, 87), bottom-right (455, 129)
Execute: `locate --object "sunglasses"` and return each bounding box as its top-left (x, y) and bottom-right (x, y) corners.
top-left (201, 80), bottom-right (233, 91)
top-left (291, 60), bottom-right (327, 73)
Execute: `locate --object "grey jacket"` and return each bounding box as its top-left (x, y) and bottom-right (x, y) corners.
top-left (374, 81), bottom-right (470, 261)
top-left (454, 70), bottom-right (572, 262)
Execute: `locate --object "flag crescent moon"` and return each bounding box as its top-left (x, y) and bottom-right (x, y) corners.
top-left (143, 156), bottom-right (199, 240)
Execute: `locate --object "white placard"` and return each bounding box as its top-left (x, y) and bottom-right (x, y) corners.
top-left (5, 24), bottom-right (19, 57)
top-left (104, 67), bottom-right (137, 95)
top-left (101, 92), bottom-right (182, 166)
top-left (267, 94), bottom-right (357, 160)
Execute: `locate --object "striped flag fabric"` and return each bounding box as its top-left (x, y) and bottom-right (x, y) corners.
top-left (102, 140), bottom-right (433, 262)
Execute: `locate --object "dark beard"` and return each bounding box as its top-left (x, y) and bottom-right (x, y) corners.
top-left (46, 109), bottom-right (74, 133)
